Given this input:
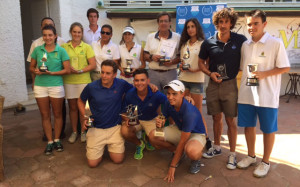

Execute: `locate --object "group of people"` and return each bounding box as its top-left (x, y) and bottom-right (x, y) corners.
top-left (27, 6), bottom-right (290, 183)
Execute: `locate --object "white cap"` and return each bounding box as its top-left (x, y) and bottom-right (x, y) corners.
top-left (164, 80), bottom-right (185, 92)
top-left (123, 26), bottom-right (135, 34)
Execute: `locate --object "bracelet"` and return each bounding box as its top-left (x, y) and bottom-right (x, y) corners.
top-left (149, 54), bottom-right (153, 61)
top-left (169, 165), bottom-right (176, 168)
top-left (78, 70), bottom-right (83, 74)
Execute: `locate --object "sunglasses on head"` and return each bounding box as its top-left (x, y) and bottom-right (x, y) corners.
top-left (101, 31), bottom-right (111, 35)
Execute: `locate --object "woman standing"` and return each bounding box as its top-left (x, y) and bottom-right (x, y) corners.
top-left (118, 26), bottom-right (145, 84)
top-left (30, 25), bottom-right (70, 155)
top-left (178, 18), bottom-right (210, 145)
top-left (61, 22), bottom-right (96, 143)
top-left (91, 24), bottom-right (120, 81)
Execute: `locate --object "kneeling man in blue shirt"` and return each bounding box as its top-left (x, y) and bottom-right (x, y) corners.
top-left (151, 80), bottom-right (206, 182)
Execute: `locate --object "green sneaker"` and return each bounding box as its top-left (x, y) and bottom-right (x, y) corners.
top-left (134, 140), bottom-right (145, 160)
top-left (142, 131), bottom-right (155, 151)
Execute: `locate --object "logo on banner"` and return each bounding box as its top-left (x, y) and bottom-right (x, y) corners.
top-left (216, 5), bottom-right (225, 11)
top-left (191, 6), bottom-right (199, 16)
top-left (178, 19), bottom-right (186, 30)
top-left (202, 6), bottom-right (213, 16)
top-left (202, 18), bottom-right (211, 29)
top-left (177, 7), bottom-right (188, 17)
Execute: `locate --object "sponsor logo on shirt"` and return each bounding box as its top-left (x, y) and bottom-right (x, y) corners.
top-left (259, 51), bottom-right (266, 57)
top-left (107, 49), bottom-right (111, 55)
top-left (148, 103), bottom-right (153, 107)
top-left (133, 53), bottom-right (137, 58)
top-left (114, 90), bottom-right (117, 94)
top-left (232, 44), bottom-right (236, 50)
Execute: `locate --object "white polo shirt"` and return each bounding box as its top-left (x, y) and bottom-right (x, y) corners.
top-left (119, 43), bottom-right (142, 69)
top-left (27, 36), bottom-right (65, 62)
top-left (92, 40), bottom-right (120, 71)
top-left (238, 32), bottom-right (290, 108)
top-left (179, 40), bottom-right (205, 83)
top-left (144, 30), bottom-right (180, 70)
top-left (83, 25), bottom-right (101, 45)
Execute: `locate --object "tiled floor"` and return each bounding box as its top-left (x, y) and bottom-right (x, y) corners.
top-left (1, 96), bottom-right (299, 186)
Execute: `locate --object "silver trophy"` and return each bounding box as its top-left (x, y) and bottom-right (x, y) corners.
top-left (121, 104), bottom-right (140, 126)
top-left (124, 59), bottom-right (133, 76)
top-left (39, 53), bottom-right (48, 72)
top-left (154, 114), bottom-right (166, 137)
top-left (246, 64), bottom-right (259, 86)
top-left (182, 46), bottom-right (190, 70)
top-left (217, 64), bottom-right (229, 80)
top-left (84, 101), bottom-right (93, 127)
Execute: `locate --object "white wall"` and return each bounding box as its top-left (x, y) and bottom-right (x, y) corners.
top-left (0, 0), bottom-right (28, 107)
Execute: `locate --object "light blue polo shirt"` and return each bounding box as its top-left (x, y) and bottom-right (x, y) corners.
top-left (80, 78), bottom-right (133, 129)
top-left (31, 44), bottom-right (69, 87)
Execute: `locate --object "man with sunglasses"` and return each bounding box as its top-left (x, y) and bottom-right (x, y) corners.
top-left (91, 24), bottom-right (120, 81)
top-left (144, 12), bottom-right (181, 92)
top-left (83, 8), bottom-right (101, 45)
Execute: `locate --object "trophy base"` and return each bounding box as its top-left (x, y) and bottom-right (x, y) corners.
top-left (217, 76), bottom-right (229, 80)
top-left (128, 119), bottom-right (139, 126)
top-left (154, 130), bottom-right (165, 137)
top-left (39, 67), bottom-right (48, 72)
top-left (246, 78), bottom-right (259, 86)
top-left (182, 64), bottom-right (190, 70)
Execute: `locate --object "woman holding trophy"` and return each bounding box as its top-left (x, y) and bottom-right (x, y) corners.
top-left (178, 18), bottom-right (210, 146)
top-left (29, 25), bottom-right (70, 155)
top-left (61, 22), bottom-right (96, 144)
top-left (118, 26), bottom-right (146, 84)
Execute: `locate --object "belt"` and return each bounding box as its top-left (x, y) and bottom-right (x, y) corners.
top-left (151, 69), bottom-right (174, 72)
top-left (93, 71), bottom-right (101, 74)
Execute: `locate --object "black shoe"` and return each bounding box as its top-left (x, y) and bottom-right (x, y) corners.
top-left (54, 140), bottom-right (64, 152)
top-left (206, 138), bottom-right (212, 151)
top-left (60, 132), bottom-right (66, 139)
top-left (44, 143), bottom-right (54, 156)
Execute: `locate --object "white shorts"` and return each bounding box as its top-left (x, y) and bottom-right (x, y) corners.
top-left (64, 84), bottom-right (87, 99)
top-left (34, 85), bottom-right (65, 98)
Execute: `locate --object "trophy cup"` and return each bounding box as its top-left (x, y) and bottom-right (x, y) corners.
top-left (39, 53), bottom-right (48, 72)
top-left (182, 47), bottom-right (190, 70)
top-left (124, 59), bottom-right (133, 76)
top-left (84, 100), bottom-right (93, 127)
top-left (121, 104), bottom-right (140, 126)
top-left (159, 49), bottom-right (169, 66)
top-left (246, 64), bottom-right (259, 86)
top-left (154, 114), bottom-right (166, 137)
top-left (217, 64), bottom-right (229, 80)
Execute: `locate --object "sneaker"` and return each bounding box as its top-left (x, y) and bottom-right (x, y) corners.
top-left (81, 132), bottom-right (86, 143)
top-left (44, 143), bottom-right (53, 156)
top-left (205, 138), bottom-right (212, 150)
top-left (202, 147), bottom-right (222, 159)
top-left (237, 156), bottom-right (256, 169)
top-left (189, 160), bottom-right (201, 174)
top-left (142, 131), bottom-right (155, 151)
top-left (134, 141), bottom-right (145, 160)
top-left (53, 140), bottom-right (64, 152)
top-left (253, 162), bottom-right (270, 178)
top-left (68, 132), bottom-right (77, 144)
top-left (227, 154), bottom-right (237, 170)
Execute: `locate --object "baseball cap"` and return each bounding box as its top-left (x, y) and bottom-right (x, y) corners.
top-left (123, 26), bottom-right (135, 34)
top-left (164, 80), bottom-right (185, 92)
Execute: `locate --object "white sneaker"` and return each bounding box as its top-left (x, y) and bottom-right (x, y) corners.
top-left (81, 132), bottom-right (86, 143)
top-left (253, 162), bottom-right (270, 178)
top-left (237, 156), bottom-right (256, 169)
top-left (226, 154), bottom-right (237, 170)
top-left (68, 132), bottom-right (77, 144)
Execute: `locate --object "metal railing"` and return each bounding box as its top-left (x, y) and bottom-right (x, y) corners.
top-left (102, 0), bottom-right (300, 8)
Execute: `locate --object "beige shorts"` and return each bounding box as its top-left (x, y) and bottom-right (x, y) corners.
top-left (34, 85), bottom-right (65, 98)
top-left (64, 84), bottom-right (87, 99)
top-left (86, 125), bottom-right (125, 160)
top-left (135, 119), bottom-right (156, 136)
top-left (164, 125), bottom-right (206, 147)
top-left (206, 78), bottom-right (238, 117)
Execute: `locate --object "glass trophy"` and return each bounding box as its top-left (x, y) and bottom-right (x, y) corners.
top-left (182, 46), bottom-right (190, 70)
top-left (217, 64), bottom-right (229, 80)
top-left (39, 53), bottom-right (48, 72)
top-left (246, 64), bottom-right (259, 86)
top-left (154, 114), bottom-right (166, 137)
top-left (124, 59), bottom-right (133, 76)
top-left (84, 100), bottom-right (93, 127)
top-left (159, 49), bottom-right (170, 66)
top-left (71, 56), bottom-right (79, 70)
top-left (121, 104), bottom-right (140, 126)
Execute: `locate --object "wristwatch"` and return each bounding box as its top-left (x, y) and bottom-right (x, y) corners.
top-left (78, 70), bottom-right (83, 74)
top-left (149, 54), bottom-right (153, 61)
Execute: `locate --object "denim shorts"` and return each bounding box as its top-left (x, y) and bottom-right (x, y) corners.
top-left (181, 80), bottom-right (204, 94)
top-left (238, 104), bottom-right (278, 133)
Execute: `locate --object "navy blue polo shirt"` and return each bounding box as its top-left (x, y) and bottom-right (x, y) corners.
top-left (123, 86), bottom-right (167, 121)
top-left (80, 78), bottom-right (133, 129)
top-left (199, 32), bottom-right (247, 80)
top-left (162, 98), bottom-right (206, 134)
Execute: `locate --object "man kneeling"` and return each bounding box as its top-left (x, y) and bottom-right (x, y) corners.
top-left (149, 80), bottom-right (206, 182)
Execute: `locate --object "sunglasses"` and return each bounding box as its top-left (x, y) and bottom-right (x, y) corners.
top-left (101, 31), bottom-right (111, 35)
